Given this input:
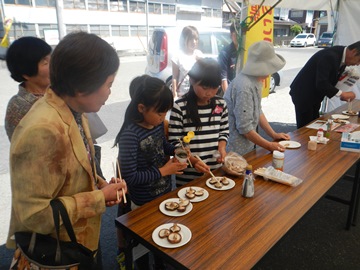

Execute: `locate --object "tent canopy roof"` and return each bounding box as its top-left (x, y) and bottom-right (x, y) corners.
top-left (247, 0), bottom-right (336, 10)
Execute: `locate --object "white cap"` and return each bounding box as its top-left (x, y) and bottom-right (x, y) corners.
top-left (273, 150), bottom-right (284, 158)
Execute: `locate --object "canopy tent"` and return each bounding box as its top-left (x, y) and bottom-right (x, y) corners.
top-left (249, 0), bottom-right (336, 10)
top-left (238, 0), bottom-right (359, 45)
top-left (334, 0), bottom-right (360, 45)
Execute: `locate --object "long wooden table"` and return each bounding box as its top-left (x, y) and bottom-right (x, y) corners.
top-left (116, 102), bottom-right (360, 270)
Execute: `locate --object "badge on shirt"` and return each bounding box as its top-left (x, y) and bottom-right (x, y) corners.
top-left (212, 105), bottom-right (223, 115)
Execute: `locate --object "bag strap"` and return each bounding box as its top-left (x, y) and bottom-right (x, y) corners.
top-left (50, 200), bottom-right (77, 243)
top-left (50, 200), bottom-right (78, 263)
top-left (25, 200), bottom-right (81, 264)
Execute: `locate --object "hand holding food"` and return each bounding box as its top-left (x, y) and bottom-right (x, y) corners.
top-left (101, 181), bottom-right (127, 205)
top-left (193, 158), bottom-right (210, 174)
top-left (159, 158), bottom-right (188, 176)
top-left (340, 91), bottom-right (355, 102)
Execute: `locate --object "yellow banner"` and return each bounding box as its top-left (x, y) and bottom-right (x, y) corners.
top-left (1, 18), bottom-right (13, 48)
top-left (244, 5), bottom-right (274, 97)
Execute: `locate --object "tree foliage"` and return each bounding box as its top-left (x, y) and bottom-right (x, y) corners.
top-left (290, 24), bottom-right (303, 36)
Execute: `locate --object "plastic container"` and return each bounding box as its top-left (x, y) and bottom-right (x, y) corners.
top-left (308, 140), bottom-right (317, 151)
top-left (272, 150), bottom-right (285, 171)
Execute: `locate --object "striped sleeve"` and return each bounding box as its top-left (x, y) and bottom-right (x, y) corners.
top-left (118, 128), bottom-right (161, 187)
top-left (168, 101), bottom-right (185, 143)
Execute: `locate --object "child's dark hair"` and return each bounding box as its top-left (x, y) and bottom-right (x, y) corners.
top-left (114, 75), bottom-right (173, 145)
top-left (184, 58), bottom-right (222, 129)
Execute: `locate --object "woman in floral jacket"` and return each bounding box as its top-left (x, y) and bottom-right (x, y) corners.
top-left (8, 32), bottom-right (127, 268)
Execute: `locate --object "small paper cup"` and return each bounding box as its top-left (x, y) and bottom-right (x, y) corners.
top-left (175, 148), bottom-right (188, 163)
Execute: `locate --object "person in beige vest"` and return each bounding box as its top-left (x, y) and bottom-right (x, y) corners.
top-left (8, 32), bottom-right (127, 268)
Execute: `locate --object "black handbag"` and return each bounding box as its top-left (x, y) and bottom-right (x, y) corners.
top-left (14, 199), bottom-right (98, 270)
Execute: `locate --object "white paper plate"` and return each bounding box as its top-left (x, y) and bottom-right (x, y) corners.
top-left (279, 140), bottom-right (301, 149)
top-left (152, 223), bottom-right (192, 248)
top-left (177, 187), bottom-right (209, 202)
top-left (332, 114), bottom-right (350, 120)
top-left (159, 198), bottom-right (193, 217)
top-left (206, 177), bottom-right (235, 190)
top-left (342, 110), bottom-right (358, 116)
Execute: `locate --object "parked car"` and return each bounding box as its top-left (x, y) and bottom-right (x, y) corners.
top-left (290, 33), bottom-right (317, 47)
top-left (145, 27), bottom-right (282, 93)
top-left (317, 32), bottom-right (334, 48)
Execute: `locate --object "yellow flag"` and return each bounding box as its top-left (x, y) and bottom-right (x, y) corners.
top-left (244, 5), bottom-right (274, 98)
top-left (1, 18), bottom-right (13, 48)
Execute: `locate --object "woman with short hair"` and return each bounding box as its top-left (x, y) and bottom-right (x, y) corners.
top-left (5, 36), bottom-right (52, 141)
top-left (8, 32), bottom-right (127, 269)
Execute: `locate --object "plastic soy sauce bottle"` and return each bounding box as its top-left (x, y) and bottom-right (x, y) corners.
top-left (242, 165), bottom-right (254, 198)
top-left (317, 128), bottom-right (324, 140)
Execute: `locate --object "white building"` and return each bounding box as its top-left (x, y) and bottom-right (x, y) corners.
top-left (0, 0), bottom-right (223, 53)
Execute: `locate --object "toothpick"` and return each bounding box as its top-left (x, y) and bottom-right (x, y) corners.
top-left (116, 159), bottom-right (127, 204)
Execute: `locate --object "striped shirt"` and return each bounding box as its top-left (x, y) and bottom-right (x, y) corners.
top-left (169, 96), bottom-right (229, 185)
top-left (118, 122), bottom-right (175, 205)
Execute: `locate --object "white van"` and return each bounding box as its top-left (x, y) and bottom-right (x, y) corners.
top-left (145, 27), bottom-right (282, 93)
top-left (290, 33), bottom-right (317, 47)
top-left (145, 27), bottom-right (231, 86)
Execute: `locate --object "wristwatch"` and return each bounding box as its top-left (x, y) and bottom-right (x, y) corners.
top-left (336, 90), bottom-right (343, 97)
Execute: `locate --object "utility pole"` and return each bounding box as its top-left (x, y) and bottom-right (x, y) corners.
top-left (237, 0), bottom-right (248, 73)
top-left (145, 0), bottom-right (149, 51)
top-left (0, 0), bottom-right (6, 27)
top-left (55, 0), bottom-right (66, 40)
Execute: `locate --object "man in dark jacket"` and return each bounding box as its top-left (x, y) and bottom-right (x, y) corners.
top-left (218, 23), bottom-right (238, 93)
top-left (290, 41), bottom-right (360, 128)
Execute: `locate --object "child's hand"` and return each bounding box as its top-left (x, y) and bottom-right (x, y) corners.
top-left (159, 158), bottom-right (188, 176)
top-left (194, 159), bottom-right (210, 174)
top-left (214, 149), bottom-right (226, 164)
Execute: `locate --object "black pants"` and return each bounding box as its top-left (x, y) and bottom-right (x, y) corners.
top-left (294, 102), bottom-right (321, 129)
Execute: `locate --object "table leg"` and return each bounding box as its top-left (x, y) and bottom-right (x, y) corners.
top-left (123, 231), bottom-right (137, 270)
top-left (346, 161), bottom-right (360, 229)
top-left (351, 168), bottom-right (360, 226)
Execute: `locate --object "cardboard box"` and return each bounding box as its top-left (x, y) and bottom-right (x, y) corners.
top-left (340, 132), bottom-right (360, 152)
